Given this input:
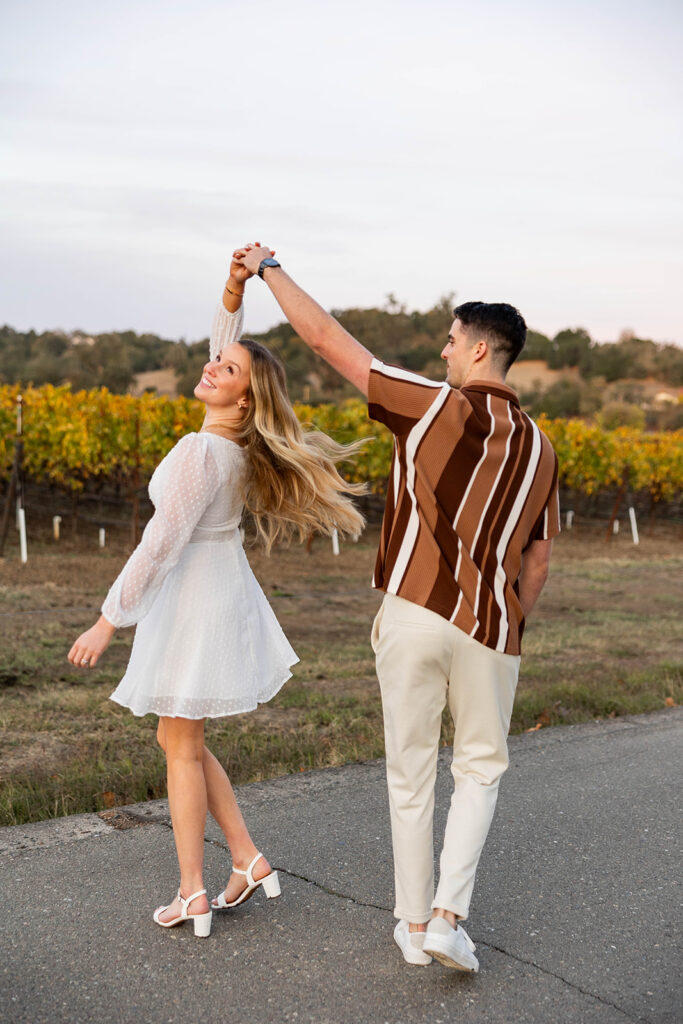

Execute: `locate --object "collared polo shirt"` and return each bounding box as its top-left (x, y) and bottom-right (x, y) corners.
top-left (368, 359), bottom-right (560, 655)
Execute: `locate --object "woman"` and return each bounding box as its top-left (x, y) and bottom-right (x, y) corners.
top-left (68, 249), bottom-right (365, 938)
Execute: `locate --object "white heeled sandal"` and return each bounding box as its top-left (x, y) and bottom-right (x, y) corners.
top-left (211, 852), bottom-right (281, 910)
top-left (153, 887), bottom-right (212, 938)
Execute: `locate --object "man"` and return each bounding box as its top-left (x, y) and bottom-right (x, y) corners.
top-left (237, 244), bottom-right (560, 972)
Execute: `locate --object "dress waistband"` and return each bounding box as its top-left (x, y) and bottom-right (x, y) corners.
top-left (188, 525), bottom-right (241, 544)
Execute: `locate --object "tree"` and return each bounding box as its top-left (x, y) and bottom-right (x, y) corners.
top-left (518, 329), bottom-right (552, 362)
top-left (548, 328), bottom-right (592, 370)
top-left (525, 378), bottom-right (583, 418)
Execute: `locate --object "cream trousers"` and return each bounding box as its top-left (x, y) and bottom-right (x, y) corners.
top-left (372, 594), bottom-right (520, 923)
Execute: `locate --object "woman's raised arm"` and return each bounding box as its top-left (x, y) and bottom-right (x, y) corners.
top-left (209, 248), bottom-right (267, 360)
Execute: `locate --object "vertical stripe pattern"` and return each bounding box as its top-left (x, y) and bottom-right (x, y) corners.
top-left (368, 360), bottom-right (561, 655)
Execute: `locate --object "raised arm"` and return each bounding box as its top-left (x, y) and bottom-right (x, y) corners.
top-left (209, 253), bottom-right (252, 359)
top-left (237, 244), bottom-right (373, 397)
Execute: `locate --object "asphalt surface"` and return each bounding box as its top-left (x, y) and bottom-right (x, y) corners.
top-left (0, 708), bottom-right (680, 1024)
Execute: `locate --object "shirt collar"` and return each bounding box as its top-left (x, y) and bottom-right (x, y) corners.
top-left (460, 379), bottom-right (521, 407)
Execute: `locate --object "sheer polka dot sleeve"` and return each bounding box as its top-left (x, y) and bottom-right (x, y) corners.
top-left (210, 303), bottom-right (244, 361)
top-left (101, 435), bottom-right (223, 628)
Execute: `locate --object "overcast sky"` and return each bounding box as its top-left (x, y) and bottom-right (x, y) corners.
top-left (2, 0), bottom-right (682, 345)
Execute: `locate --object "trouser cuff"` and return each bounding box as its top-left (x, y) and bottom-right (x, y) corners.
top-left (394, 907), bottom-right (433, 925)
top-left (431, 898), bottom-right (468, 921)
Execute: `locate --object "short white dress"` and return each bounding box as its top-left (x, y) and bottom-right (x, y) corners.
top-left (103, 304), bottom-right (298, 719)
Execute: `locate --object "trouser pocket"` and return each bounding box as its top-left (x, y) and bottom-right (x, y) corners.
top-left (370, 599), bottom-right (386, 654)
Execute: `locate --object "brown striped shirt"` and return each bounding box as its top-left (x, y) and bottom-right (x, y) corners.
top-left (368, 360), bottom-right (560, 655)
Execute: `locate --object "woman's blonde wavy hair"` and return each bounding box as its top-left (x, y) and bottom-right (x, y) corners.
top-left (233, 338), bottom-right (365, 553)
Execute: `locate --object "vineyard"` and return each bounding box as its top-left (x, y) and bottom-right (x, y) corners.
top-left (1, 384), bottom-right (682, 517)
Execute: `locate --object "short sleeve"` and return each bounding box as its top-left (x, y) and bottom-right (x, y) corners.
top-left (210, 303), bottom-right (244, 361)
top-left (367, 358), bottom-right (447, 436)
top-left (101, 434), bottom-right (223, 628)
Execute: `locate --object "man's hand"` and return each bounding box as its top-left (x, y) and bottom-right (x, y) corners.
top-left (68, 615), bottom-right (116, 669)
top-left (237, 243), bottom-right (276, 277)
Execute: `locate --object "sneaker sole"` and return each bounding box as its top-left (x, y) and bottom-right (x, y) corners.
top-left (423, 945), bottom-right (478, 972)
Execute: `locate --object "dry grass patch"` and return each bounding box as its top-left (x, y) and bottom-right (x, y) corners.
top-left (1, 523), bottom-right (681, 825)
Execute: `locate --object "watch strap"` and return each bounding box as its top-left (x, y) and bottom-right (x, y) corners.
top-left (257, 258), bottom-right (281, 279)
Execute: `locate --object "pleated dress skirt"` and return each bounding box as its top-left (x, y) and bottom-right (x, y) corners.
top-left (109, 533), bottom-right (298, 719)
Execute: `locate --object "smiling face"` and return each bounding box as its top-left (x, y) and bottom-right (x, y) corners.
top-left (194, 342), bottom-right (251, 409)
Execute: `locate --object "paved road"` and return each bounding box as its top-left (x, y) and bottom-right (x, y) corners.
top-left (1, 709), bottom-right (680, 1024)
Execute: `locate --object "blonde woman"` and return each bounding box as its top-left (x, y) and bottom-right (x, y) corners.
top-left (68, 249), bottom-right (364, 938)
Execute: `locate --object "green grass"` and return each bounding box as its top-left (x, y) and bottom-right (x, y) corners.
top-left (0, 688), bottom-right (388, 826)
top-left (1, 530), bottom-right (681, 825)
top-left (512, 661), bottom-right (682, 731)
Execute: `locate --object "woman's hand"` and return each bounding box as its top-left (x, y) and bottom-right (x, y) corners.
top-left (233, 242), bottom-right (276, 281)
top-left (230, 243), bottom-right (275, 284)
top-left (68, 615), bottom-right (116, 669)
top-left (229, 248), bottom-right (253, 286)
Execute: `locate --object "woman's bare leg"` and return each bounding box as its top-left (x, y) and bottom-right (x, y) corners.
top-left (156, 717), bottom-right (210, 922)
top-left (202, 746), bottom-right (272, 901)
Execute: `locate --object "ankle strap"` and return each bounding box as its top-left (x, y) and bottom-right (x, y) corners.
top-left (179, 887), bottom-right (207, 911)
top-left (232, 852), bottom-right (264, 887)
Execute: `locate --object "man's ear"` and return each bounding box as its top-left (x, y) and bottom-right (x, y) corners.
top-left (472, 339), bottom-right (488, 364)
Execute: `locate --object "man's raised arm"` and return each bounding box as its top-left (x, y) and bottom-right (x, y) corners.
top-left (237, 244), bottom-right (373, 397)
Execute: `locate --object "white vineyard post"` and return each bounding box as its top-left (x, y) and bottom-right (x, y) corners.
top-left (628, 507), bottom-right (639, 545)
top-left (331, 528), bottom-right (340, 556)
top-left (18, 507), bottom-right (28, 564)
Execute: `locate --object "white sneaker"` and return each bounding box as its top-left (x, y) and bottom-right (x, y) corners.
top-left (393, 920), bottom-right (432, 966)
top-left (423, 918), bottom-right (479, 972)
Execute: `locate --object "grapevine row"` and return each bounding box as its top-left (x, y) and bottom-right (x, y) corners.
top-left (1, 385), bottom-right (681, 503)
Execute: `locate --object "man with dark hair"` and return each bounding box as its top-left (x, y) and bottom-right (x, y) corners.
top-left (452, 301), bottom-right (528, 373)
top-left (237, 245), bottom-right (560, 974)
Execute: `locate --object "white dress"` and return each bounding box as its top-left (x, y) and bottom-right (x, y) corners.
top-left (103, 304), bottom-right (298, 719)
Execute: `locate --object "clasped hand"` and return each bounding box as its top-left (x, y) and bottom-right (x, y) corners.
top-left (232, 242), bottom-right (276, 278)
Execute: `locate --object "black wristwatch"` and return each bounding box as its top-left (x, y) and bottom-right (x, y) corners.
top-left (257, 257), bottom-right (281, 279)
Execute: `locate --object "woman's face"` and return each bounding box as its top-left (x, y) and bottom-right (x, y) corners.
top-left (194, 343), bottom-right (251, 409)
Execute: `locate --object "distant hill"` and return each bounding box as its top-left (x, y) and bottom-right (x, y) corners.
top-left (1, 301), bottom-right (682, 428)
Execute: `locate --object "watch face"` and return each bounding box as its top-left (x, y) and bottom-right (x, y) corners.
top-left (258, 257), bottom-right (280, 277)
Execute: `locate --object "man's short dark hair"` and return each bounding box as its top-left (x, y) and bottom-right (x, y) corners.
top-left (453, 301), bottom-right (527, 373)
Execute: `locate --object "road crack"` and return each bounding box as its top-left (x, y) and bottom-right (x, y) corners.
top-left (477, 939), bottom-right (651, 1023)
top-left (196, 819), bottom-right (657, 1023)
top-left (269, 858), bottom-right (652, 1024)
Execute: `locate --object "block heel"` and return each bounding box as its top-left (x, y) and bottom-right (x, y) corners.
top-left (192, 910), bottom-right (213, 938)
top-left (261, 869), bottom-right (281, 898)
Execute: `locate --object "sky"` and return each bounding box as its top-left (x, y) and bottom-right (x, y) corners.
top-left (1, 0), bottom-right (682, 346)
